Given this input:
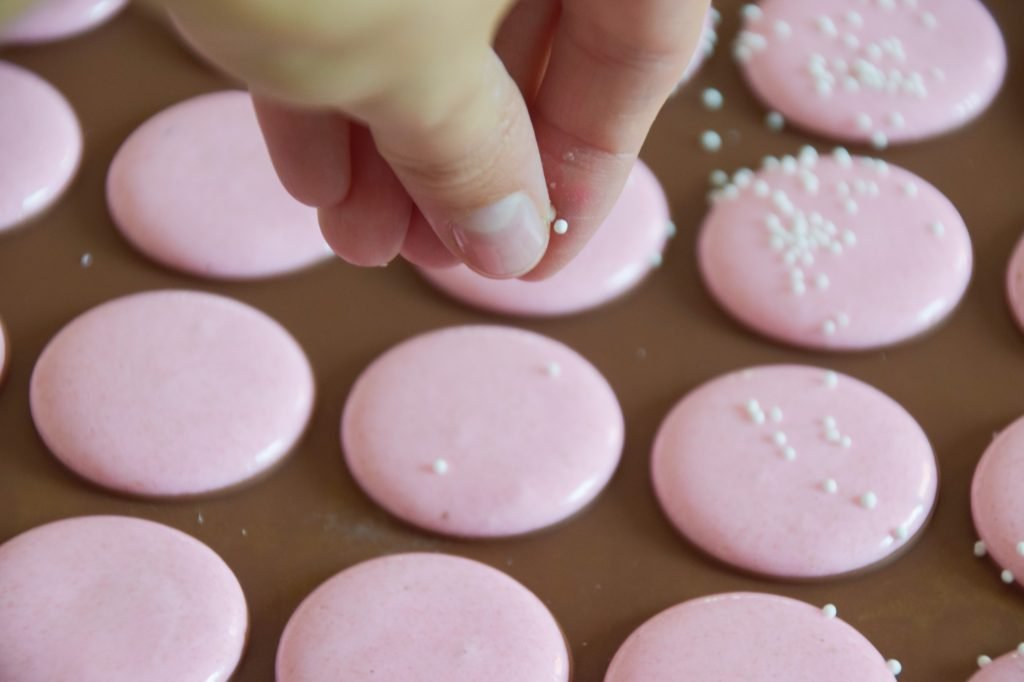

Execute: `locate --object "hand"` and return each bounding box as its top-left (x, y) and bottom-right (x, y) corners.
top-left (164, 0), bottom-right (708, 279)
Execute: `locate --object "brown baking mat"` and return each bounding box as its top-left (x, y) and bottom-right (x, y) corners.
top-left (1, 2), bottom-right (1022, 679)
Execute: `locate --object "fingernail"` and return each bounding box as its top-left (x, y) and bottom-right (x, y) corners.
top-left (450, 193), bottom-right (548, 278)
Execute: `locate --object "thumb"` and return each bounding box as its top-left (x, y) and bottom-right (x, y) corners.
top-left (369, 49), bottom-right (552, 279)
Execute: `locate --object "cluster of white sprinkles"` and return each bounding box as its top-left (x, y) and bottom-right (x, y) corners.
top-left (707, 145), bottom-right (947, 338)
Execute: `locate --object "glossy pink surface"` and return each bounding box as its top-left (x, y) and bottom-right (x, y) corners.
top-left (342, 325), bottom-right (624, 537)
top-left (0, 61), bottom-right (81, 233)
top-left (652, 365), bottom-right (936, 578)
top-left (1004, 233), bottom-right (1024, 333)
top-left (699, 150), bottom-right (971, 350)
top-left (0, 516), bottom-right (247, 682)
top-left (605, 592), bottom-right (896, 681)
top-left (30, 290), bottom-right (315, 496)
top-left (0, 0), bottom-right (127, 45)
top-left (419, 161), bottom-right (670, 317)
top-left (107, 91), bottom-right (331, 280)
top-left (737, 0), bottom-right (1006, 143)
top-left (970, 649), bottom-right (1024, 681)
top-left (276, 553), bottom-right (570, 682)
top-left (971, 415), bottom-right (1024, 588)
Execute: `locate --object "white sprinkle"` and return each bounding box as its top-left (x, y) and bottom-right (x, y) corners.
top-left (823, 478), bottom-right (838, 493)
top-left (837, 312), bottom-right (850, 327)
top-left (733, 168), bottom-right (754, 187)
top-left (855, 113), bottom-right (873, 131)
top-left (894, 524), bottom-right (909, 540)
top-left (815, 273), bottom-right (830, 290)
top-left (700, 130), bottom-right (722, 152)
top-left (666, 221), bottom-right (677, 238)
top-left (544, 361), bottom-right (561, 378)
top-left (762, 155), bottom-right (781, 170)
top-left (844, 198), bottom-right (858, 214)
top-left (792, 279), bottom-right (807, 295)
top-left (903, 181), bottom-right (918, 197)
top-left (710, 169), bottom-right (729, 187)
top-left (702, 87), bottom-right (724, 110)
top-left (978, 655), bottom-right (992, 668)
top-left (860, 491), bottom-right (878, 509)
top-left (197, 513), bottom-right (204, 525)
top-left (837, 181), bottom-right (850, 196)
top-left (842, 229), bottom-right (857, 246)
top-left (921, 11), bottom-right (937, 28)
top-left (782, 446), bottom-right (797, 461)
top-left (822, 603), bottom-right (838, 618)
top-left (773, 431), bottom-right (787, 446)
top-left (845, 10), bottom-right (863, 26)
top-left (866, 43), bottom-right (883, 61)
top-left (769, 407), bottom-right (783, 423)
top-left (649, 252), bottom-right (663, 268)
top-left (241, 528), bottom-right (248, 537)
top-left (823, 416), bottom-right (837, 429)
top-left (886, 659), bottom-right (902, 676)
top-left (774, 20), bottom-right (791, 38)
top-left (823, 319), bottom-right (837, 336)
top-left (553, 218), bottom-right (569, 235)
top-left (833, 147), bottom-right (852, 167)
top-left (841, 435), bottom-right (852, 448)
top-left (432, 458), bottom-right (449, 475)
top-left (1018, 643), bottom-right (1024, 656)
top-left (764, 112), bottom-right (785, 132)
top-left (1017, 541), bottom-right (1024, 556)
top-left (80, 252), bottom-right (93, 268)
top-left (753, 180), bottom-right (771, 197)
top-left (974, 540), bottom-right (987, 557)
top-left (733, 44), bottom-right (753, 63)
top-left (871, 131), bottom-right (889, 150)
top-left (889, 111), bottom-right (906, 128)
top-left (799, 145), bottom-right (819, 165)
top-left (825, 371), bottom-right (838, 388)
top-left (827, 428), bottom-right (842, 443)
top-left (817, 16), bottom-right (838, 37)
top-left (1002, 569), bottom-right (1015, 584)
top-left (741, 3), bottom-right (763, 21)
top-left (929, 221), bottom-right (945, 237)
top-left (842, 33), bottom-right (860, 49)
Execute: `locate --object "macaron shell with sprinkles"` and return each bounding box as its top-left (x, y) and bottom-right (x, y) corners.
top-left (107, 91), bottom-right (332, 281)
top-left (30, 290), bottom-right (316, 497)
top-left (1004, 232), bottom-right (1024, 334)
top-left (276, 553), bottom-right (570, 682)
top-left (735, 0), bottom-right (1006, 144)
top-left (651, 365), bottom-right (937, 578)
top-left (970, 648), bottom-right (1024, 681)
top-left (0, 61), bottom-right (81, 233)
top-left (0, 516), bottom-right (248, 682)
top-left (604, 592), bottom-right (897, 681)
top-left (0, 0), bottom-right (128, 45)
top-left (971, 414), bottom-right (1024, 588)
top-left (418, 161), bottom-right (671, 317)
top-left (698, 149), bottom-right (971, 350)
top-left (341, 325), bottom-right (624, 537)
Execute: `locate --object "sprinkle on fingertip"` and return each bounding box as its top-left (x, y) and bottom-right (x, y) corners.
top-left (553, 218), bottom-right (569, 235)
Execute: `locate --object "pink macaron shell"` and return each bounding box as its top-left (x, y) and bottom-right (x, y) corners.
top-left (0, 0), bottom-right (128, 45)
top-left (0, 61), bottom-right (81, 233)
top-left (604, 592), bottom-right (896, 681)
top-left (1004, 233), bottom-right (1024, 333)
top-left (107, 90), bottom-right (331, 280)
top-left (652, 365), bottom-right (936, 578)
top-left (418, 161), bottom-right (671, 317)
top-left (30, 290), bottom-right (315, 497)
top-left (0, 516), bottom-right (247, 682)
top-left (970, 649), bottom-right (1024, 682)
top-left (971, 415), bottom-right (1024, 588)
top-left (342, 325), bottom-right (624, 537)
top-left (699, 150), bottom-right (971, 350)
top-left (736, 0), bottom-right (1006, 144)
top-left (276, 553), bottom-right (569, 682)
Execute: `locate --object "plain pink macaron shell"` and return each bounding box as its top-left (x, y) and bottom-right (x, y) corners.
top-left (971, 650), bottom-right (1024, 681)
top-left (0, 61), bottom-right (81, 233)
top-left (1004, 233), bottom-right (1024, 333)
top-left (418, 161), bottom-right (671, 317)
top-left (971, 415), bottom-right (1024, 588)
top-left (0, 516), bottom-right (248, 682)
top-left (342, 325), bottom-right (624, 537)
top-left (30, 289), bottom-right (315, 497)
top-left (0, 0), bottom-right (128, 45)
top-left (276, 553), bottom-right (570, 682)
top-left (737, 0), bottom-right (1006, 144)
top-left (652, 365), bottom-right (937, 578)
top-left (107, 90), bottom-right (331, 280)
top-left (604, 592), bottom-right (896, 681)
top-left (699, 150), bottom-right (971, 350)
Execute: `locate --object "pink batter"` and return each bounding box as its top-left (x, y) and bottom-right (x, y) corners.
top-left (0, 515), bottom-right (247, 682)
top-left (605, 592), bottom-right (898, 681)
top-left (652, 365), bottom-right (936, 578)
top-left (0, 61), bottom-right (81, 233)
top-left (342, 325), bottom-right (623, 537)
top-left (276, 553), bottom-right (570, 682)
top-left (419, 161), bottom-right (670, 317)
top-left (971, 415), bottom-right (1024, 588)
top-left (30, 290), bottom-right (315, 497)
top-left (971, 648), bottom-right (1024, 682)
top-left (107, 91), bottom-right (331, 280)
top-left (735, 0), bottom-right (1006, 144)
top-left (1004, 233), bottom-right (1024, 334)
top-left (0, 0), bottom-right (127, 45)
top-left (699, 149), bottom-right (971, 350)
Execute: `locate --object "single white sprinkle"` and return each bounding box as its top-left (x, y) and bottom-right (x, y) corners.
top-left (844, 198), bottom-right (858, 214)
top-left (553, 218), bottom-right (569, 235)
top-left (825, 371), bottom-right (838, 388)
top-left (197, 513), bottom-right (204, 524)
top-left (765, 111), bottom-right (785, 132)
top-left (770, 406), bottom-right (783, 423)
top-left (823, 319), bottom-right (837, 336)
top-left (816, 273), bottom-right (830, 290)
top-left (1018, 642), bottom-right (1024, 656)
top-left (666, 221), bottom-right (677, 238)
top-left (823, 416), bottom-right (837, 429)
top-left (894, 524), bottom-right (909, 540)
top-left (733, 43), bottom-right (753, 62)
top-left (710, 169), bottom-right (729, 187)
top-left (837, 312), bottom-right (850, 327)
top-left (929, 221), bottom-right (945, 237)
top-left (837, 180), bottom-right (850, 196)
top-left (1017, 541), bottom-right (1024, 556)
top-left (733, 168), bottom-right (754, 187)
top-left (871, 131), bottom-right (889, 150)
top-left (978, 655), bottom-right (992, 668)
top-left (921, 11), bottom-right (937, 28)
top-left (886, 659), bottom-right (902, 676)
top-left (753, 180), bottom-right (770, 197)
top-left (827, 428), bottom-right (842, 443)
top-left (774, 20), bottom-right (791, 38)
top-left (823, 478), bottom-right (838, 494)
top-left (842, 229), bottom-right (857, 246)
top-left (860, 491), bottom-right (878, 509)
top-left (817, 16), bottom-right (838, 37)
top-left (842, 33), bottom-right (860, 49)
top-left (889, 111), bottom-right (906, 128)
top-left (649, 252), bottom-right (663, 268)
top-left (544, 361), bottom-right (561, 378)
top-left (762, 155), bottom-right (781, 169)
top-left (799, 145), bottom-right (819, 165)
top-left (973, 540), bottom-right (987, 557)
top-left (903, 181), bottom-right (918, 197)
top-left (700, 130), bottom-right (722, 152)
top-left (241, 528), bottom-right (248, 537)
top-left (432, 458), bottom-right (449, 475)
top-left (1002, 569), bottom-right (1015, 584)
top-left (841, 435), bottom-right (852, 448)
top-left (702, 87), bottom-right (724, 110)
top-left (773, 431), bottom-right (788, 446)
top-left (833, 147), bottom-right (852, 167)
top-left (80, 252), bottom-right (93, 268)
top-left (866, 43), bottom-right (883, 61)
top-left (741, 3), bottom-right (763, 21)
top-left (845, 10), bottom-right (863, 27)
top-left (782, 446), bottom-right (797, 461)
top-left (855, 113), bottom-right (872, 131)
top-left (822, 603), bottom-right (838, 618)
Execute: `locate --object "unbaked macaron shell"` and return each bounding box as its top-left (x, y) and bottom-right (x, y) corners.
top-left (30, 290), bottom-right (315, 497)
top-left (971, 414), bottom-right (1024, 588)
top-left (0, 0), bottom-right (128, 45)
top-left (1004, 233), bottom-right (1024, 333)
top-left (107, 90), bottom-right (331, 280)
top-left (0, 515), bottom-right (247, 682)
top-left (418, 161), bottom-right (671, 317)
top-left (605, 592), bottom-right (899, 681)
top-left (699, 148), bottom-right (971, 350)
top-left (734, 0), bottom-right (1006, 144)
top-left (276, 553), bottom-right (570, 682)
top-left (971, 648), bottom-right (1024, 681)
top-left (342, 325), bottom-right (624, 537)
top-left (0, 61), bottom-right (81, 233)
top-left (652, 365), bottom-right (937, 578)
